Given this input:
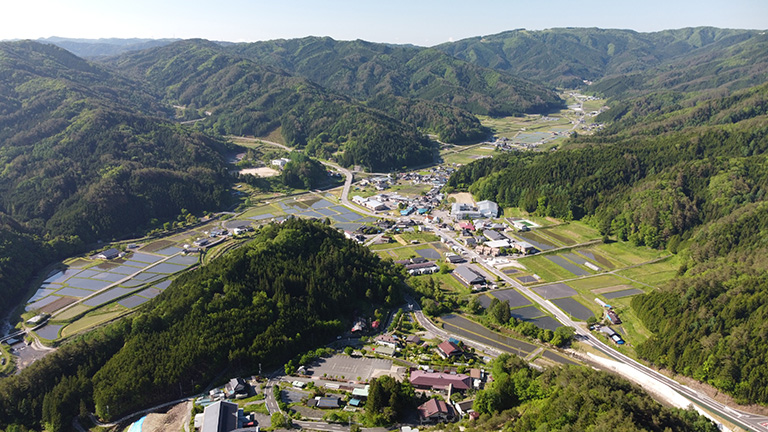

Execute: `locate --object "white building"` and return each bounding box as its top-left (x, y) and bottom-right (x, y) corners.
top-left (476, 201), bottom-right (499, 218)
top-left (271, 158), bottom-right (291, 168)
top-left (451, 203), bottom-right (482, 220)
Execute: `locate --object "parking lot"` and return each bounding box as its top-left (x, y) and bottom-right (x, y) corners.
top-left (306, 355), bottom-right (392, 381)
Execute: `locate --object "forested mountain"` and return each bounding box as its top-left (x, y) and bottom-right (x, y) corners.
top-left (106, 39), bottom-right (436, 170)
top-left (225, 36), bottom-right (563, 116)
top-left (469, 354), bottom-right (717, 432)
top-left (436, 27), bottom-right (766, 93)
top-left (0, 40), bottom-right (233, 314)
top-left (447, 82), bottom-right (768, 404)
top-left (0, 219), bottom-right (404, 430)
top-left (37, 36), bottom-right (179, 58)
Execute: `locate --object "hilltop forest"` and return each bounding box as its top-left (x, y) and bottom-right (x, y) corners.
top-left (0, 219), bottom-right (404, 430)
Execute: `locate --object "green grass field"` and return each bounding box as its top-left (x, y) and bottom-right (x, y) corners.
top-left (518, 255), bottom-right (577, 282)
top-left (539, 222), bottom-right (600, 245)
top-left (399, 232), bottom-right (440, 244)
top-left (440, 145), bottom-right (496, 165)
top-left (615, 255), bottom-right (680, 288)
top-left (60, 308), bottom-right (127, 338)
top-left (595, 242), bottom-right (670, 267)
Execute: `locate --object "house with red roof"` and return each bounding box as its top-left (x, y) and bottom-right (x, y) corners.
top-left (417, 398), bottom-right (454, 423)
top-left (410, 370), bottom-right (471, 392)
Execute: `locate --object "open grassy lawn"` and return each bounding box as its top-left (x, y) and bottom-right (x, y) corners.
top-left (595, 242), bottom-right (669, 267)
top-left (240, 203), bottom-right (283, 218)
top-left (432, 272), bottom-right (472, 295)
top-left (540, 222), bottom-right (600, 245)
top-left (615, 255), bottom-right (680, 288)
top-left (389, 183), bottom-right (432, 196)
top-left (566, 274), bottom-right (633, 291)
top-left (399, 232), bottom-right (440, 244)
top-left (53, 304), bottom-right (91, 322)
top-left (61, 308), bottom-right (127, 338)
top-left (440, 145), bottom-right (496, 165)
top-left (373, 245), bottom-right (424, 260)
top-left (500, 208), bottom-right (554, 227)
top-left (518, 255), bottom-right (575, 282)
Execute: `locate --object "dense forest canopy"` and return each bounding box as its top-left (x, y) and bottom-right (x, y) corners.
top-left (468, 354), bottom-right (718, 432)
top-left (225, 36), bottom-right (564, 116)
top-left (105, 39), bottom-right (438, 171)
top-left (0, 219), bottom-right (404, 430)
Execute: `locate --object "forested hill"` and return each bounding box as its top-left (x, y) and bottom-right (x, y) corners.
top-left (435, 27), bottom-right (766, 92)
top-left (106, 39), bottom-right (437, 170)
top-left (446, 82), bottom-right (768, 404)
top-left (225, 36), bottom-right (563, 116)
top-left (0, 40), bottom-right (233, 314)
top-left (0, 219), bottom-right (404, 430)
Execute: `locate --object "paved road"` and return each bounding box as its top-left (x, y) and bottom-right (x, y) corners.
top-left (231, 136), bottom-right (394, 219)
top-left (424, 222), bottom-right (768, 432)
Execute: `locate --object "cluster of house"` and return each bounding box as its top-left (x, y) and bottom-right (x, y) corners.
top-left (598, 325), bottom-right (625, 345)
top-left (352, 191), bottom-right (444, 216)
top-left (491, 136), bottom-right (541, 151)
top-left (398, 166), bottom-right (454, 188)
top-left (359, 175), bottom-right (394, 191)
top-left (395, 257), bottom-right (441, 275)
top-left (271, 157), bottom-right (291, 168)
top-left (467, 228), bottom-right (536, 257)
top-left (451, 201), bottom-right (498, 220)
top-left (410, 365), bottom-right (488, 424)
top-left (193, 378), bottom-right (257, 432)
top-left (193, 400), bottom-right (258, 432)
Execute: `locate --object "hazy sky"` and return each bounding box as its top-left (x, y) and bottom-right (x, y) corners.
top-left (2, 0), bottom-right (766, 46)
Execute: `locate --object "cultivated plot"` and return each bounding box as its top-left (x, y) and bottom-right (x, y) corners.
top-left (517, 275), bottom-right (538, 283)
top-left (516, 232), bottom-right (555, 251)
top-left (154, 280), bottom-right (173, 290)
top-left (546, 256), bottom-right (590, 276)
top-left (146, 263), bottom-right (187, 274)
top-left (532, 283), bottom-right (577, 299)
top-left (529, 316), bottom-right (562, 331)
top-left (166, 254), bottom-right (198, 266)
top-left (155, 246), bottom-right (183, 256)
top-left (92, 272), bottom-right (127, 282)
top-left (36, 324), bottom-right (63, 340)
top-left (490, 289), bottom-right (532, 308)
top-left (138, 287), bottom-right (162, 299)
top-left (83, 287), bottom-right (135, 307)
top-left (29, 288), bottom-right (58, 302)
top-left (562, 252), bottom-right (596, 269)
top-left (415, 248), bottom-right (441, 260)
top-left (541, 350), bottom-right (579, 366)
top-left (26, 295), bottom-right (60, 311)
top-left (441, 314), bottom-right (537, 355)
top-left (66, 278), bottom-right (112, 291)
top-left (602, 288), bottom-right (644, 299)
top-left (44, 269), bottom-right (81, 284)
top-left (118, 296), bottom-right (150, 309)
top-left (510, 306), bottom-right (545, 320)
top-left (249, 213), bottom-right (275, 221)
top-left (551, 298), bottom-right (595, 321)
top-left (109, 265), bottom-right (141, 275)
top-left (57, 287), bottom-right (95, 298)
top-left (129, 253), bottom-right (164, 264)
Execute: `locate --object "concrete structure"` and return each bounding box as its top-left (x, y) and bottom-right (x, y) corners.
top-left (271, 158), bottom-right (290, 168)
top-left (451, 203), bottom-right (482, 220)
top-left (454, 266), bottom-right (486, 285)
top-left (477, 200), bottom-right (499, 218)
top-left (512, 241), bottom-right (536, 255)
top-left (201, 400), bottom-right (238, 432)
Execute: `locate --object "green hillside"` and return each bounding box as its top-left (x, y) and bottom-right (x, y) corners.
top-left (436, 27), bottom-right (766, 93)
top-left (227, 36), bottom-right (564, 116)
top-left (0, 219), bottom-right (403, 430)
top-left (108, 39), bottom-right (437, 170)
top-left (0, 40), bottom-right (233, 313)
